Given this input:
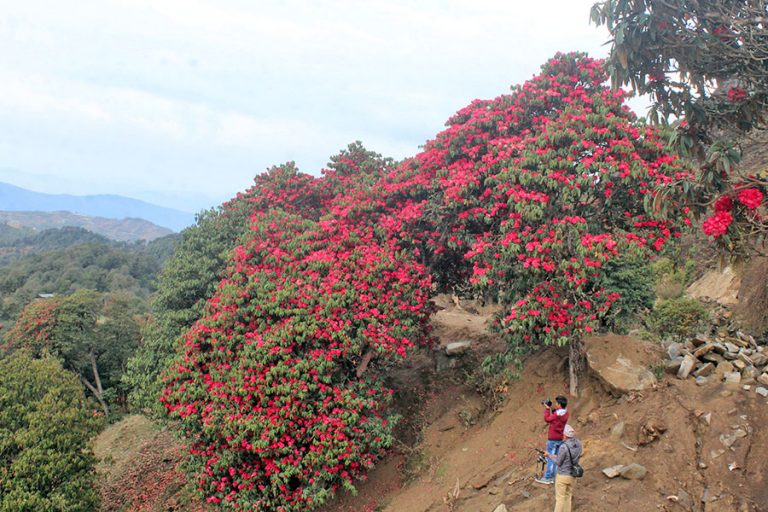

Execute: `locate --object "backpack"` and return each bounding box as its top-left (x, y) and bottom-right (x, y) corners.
top-left (565, 443), bottom-right (584, 478)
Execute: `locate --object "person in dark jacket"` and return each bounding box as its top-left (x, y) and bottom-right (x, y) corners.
top-left (535, 395), bottom-right (569, 484)
top-left (550, 424), bottom-right (582, 512)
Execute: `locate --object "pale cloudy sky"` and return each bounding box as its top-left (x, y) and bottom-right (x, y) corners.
top-left (0, 0), bottom-right (620, 213)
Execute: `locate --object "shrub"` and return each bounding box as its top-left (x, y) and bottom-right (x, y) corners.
top-left (0, 351), bottom-right (101, 511)
top-left (648, 297), bottom-right (708, 341)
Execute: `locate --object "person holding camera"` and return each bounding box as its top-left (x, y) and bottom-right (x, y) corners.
top-left (549, 424), bottom-right (582, 512)
top-left (534, 395), bottom-right (569, 485)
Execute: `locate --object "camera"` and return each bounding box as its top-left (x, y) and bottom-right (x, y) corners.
top-left (541, 399), bottom-right (552, 407)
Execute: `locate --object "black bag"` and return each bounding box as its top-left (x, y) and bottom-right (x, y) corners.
top-left (565, 444), bottom-right (584, 478)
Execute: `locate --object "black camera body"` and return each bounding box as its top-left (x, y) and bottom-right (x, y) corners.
top-left (541, 399), bottom-right (552, 407)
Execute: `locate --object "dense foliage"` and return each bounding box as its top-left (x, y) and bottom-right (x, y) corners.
top-left (0, 240), bottom-right (161, 322)
top-left (161, 144), bottom-right (432, 510)
top-left (648, 296), bottom-right (708, 341)
top-left (126, 144), bottom-right (397, 412)
top-left (591, 0), bottom-right (768, 254)
top-left (392, 53), bottom-right (691, 392)
top-left (0, 351), bottom-right (101, 511)
top-left (4, 290), bottom-right (145, 416)
top-left (124, 161), bottom-right (323, 411)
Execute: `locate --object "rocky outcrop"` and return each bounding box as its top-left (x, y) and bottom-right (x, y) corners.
top-left (585, 335), bottom-right (661, 396)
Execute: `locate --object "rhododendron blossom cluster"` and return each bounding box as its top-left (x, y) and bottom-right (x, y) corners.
top-left (702, 187), bottom-right (765, 239)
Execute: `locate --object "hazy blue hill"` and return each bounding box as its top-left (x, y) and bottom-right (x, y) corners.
top-left (0, 182), bottom-right (195, 231)
top-left (0, 211), bottom-right (173, 242)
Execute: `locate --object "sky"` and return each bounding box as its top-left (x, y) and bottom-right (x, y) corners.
top-left (0, 0), bottom-right (626, 214)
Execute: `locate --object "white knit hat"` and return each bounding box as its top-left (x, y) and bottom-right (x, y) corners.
top-left (564, 424), bottom-right (576, 438)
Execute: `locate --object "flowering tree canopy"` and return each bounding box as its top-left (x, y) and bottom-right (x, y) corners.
top-left (411, 53), bottom-right (692, 393)
top-left (591, 0), bottom-right (768, 254)
top-left (161, 146), bottom-right (432, 511)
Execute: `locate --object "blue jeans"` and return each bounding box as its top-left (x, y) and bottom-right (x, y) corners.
top-left (544, 439), bottom-right (563, 481)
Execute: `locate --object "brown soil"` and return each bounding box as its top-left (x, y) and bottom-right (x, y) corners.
top-left (323, 303), bottom-right (768, 512)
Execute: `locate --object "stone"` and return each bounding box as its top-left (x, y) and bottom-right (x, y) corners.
top-left (756, 387), bottom-right (768, 398)
top-left (738, 352), bottom-right (754, 366)
top-left (667, 342), bottom-right (683, 359)
top-left (694, 343), bottom-right (716, 358)
top-left (716, 361), bottom-right (735, 379)
top-left (710, 448), bottom-right (726, 459)
top-left (587, 350), bottom-right (657, 394)
top-left (691, 334), bottom-right (711, 346)
top-left (619, 463), bottom-right (647, 480)
top-left (732, 360), bottom-right (746, 371)
top-left (724, 372), bottom-right (741, 386)
top-left (493, 505), bottom-right (508, 512)
top-left (666, 358), bottom-right (683, 373)
top-left (702, 352), bottom-right (725, 364)
top-left (751, 353), bottom-right (768, 367)
top-left (711, 342), bottom-right (728, 355)
top-left (720, 433), bottom-right (737, 448)
top-left (733, 428), bottom-right (748, 439)
top-left (701, 412), bottom-right (712, 425)
top-left (695, 376), bottom-right (710, 386)
top-left (693, 363), bottom-right (715, 377)
top-left (611, 421), bottom-right (625, 439)
top-left (602, 465), bottom-right (624, 478)
top-left (445, 340), bottom-right (472, 356)
top-left (741, 366), bottom-right (758, 383)
top-left (724, 342), bottom-right (741, 354)
top-left (758, 373), bottom-right (768, 386)
top-left (678, 355), bottom-right (697, 380)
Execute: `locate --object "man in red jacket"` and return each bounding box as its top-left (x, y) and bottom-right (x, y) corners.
top-left (535, 395), bottom-right (569, 484)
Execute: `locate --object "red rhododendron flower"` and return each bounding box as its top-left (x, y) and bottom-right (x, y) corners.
top-left (727, 87), bottom-right (747, 102)
top-left (702, 211), bottom-right (734, 237)
top-left (737, 188), bottom-right (763, 210)
top-left (714, 195), bottom-right (733, 212)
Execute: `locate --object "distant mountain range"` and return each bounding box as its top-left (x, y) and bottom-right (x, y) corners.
top-left (0, 211), bottom-right (173, 242)
top-left (0, 182), bottom-right (195, 232)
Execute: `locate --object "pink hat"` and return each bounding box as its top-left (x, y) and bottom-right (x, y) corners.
top-left (564, 424), bottom-right (576, 438)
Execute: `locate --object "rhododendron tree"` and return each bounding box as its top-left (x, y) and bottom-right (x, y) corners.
top-left (410, 53), bottom-right (692, 394)
top-left (5, 290), bottom-right (143, 416)
top-left (127, 145), bottom-right (395, 413)
top-left (592, 0), bottom-right (768, 255)
top-left (161, 147), bottom-right (432, 510)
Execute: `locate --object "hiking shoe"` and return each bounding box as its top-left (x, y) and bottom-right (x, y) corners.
top-left (534, 477), bottom-right (553, 485)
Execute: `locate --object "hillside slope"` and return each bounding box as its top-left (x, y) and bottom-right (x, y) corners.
top-left (95, 300), bottom-right (768, 512)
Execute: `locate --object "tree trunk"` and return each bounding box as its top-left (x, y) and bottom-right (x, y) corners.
top-left (90, 351), bottom-right (103, 395)
top-left (569, 337), bottom-right (586, 397)
top-left (80, 374), bottom-right (109, 417)
top-left (356, 348), bottom-right (375, 378)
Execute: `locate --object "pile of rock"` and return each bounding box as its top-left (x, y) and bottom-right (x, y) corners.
top-left (666, 331), bottom-right (768, 397)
